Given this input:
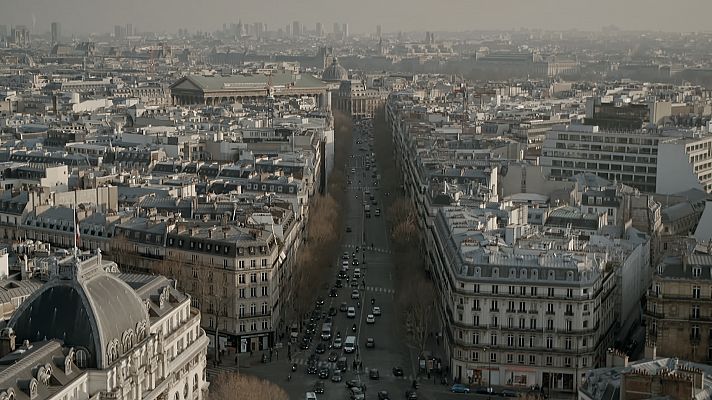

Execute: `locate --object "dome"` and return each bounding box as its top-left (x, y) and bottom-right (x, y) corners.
top-left (322, 57), bottom-right (348, 82)
top-left (9, 253), bottom-right (148, 369)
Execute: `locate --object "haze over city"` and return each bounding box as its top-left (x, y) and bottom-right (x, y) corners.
top-left (2, 0), bottom-right (712, 34)
top-left (6, 1), bottom-right (712, 400)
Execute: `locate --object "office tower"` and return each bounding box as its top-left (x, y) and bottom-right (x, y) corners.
top-left (333, 22), bottom-right (340, 35)
top-left (0, 25), bottom-right (6, 40)
top-left (285, 24), bottom-right (291, 36)
top-left (292, 21), bottom-right (301, 37)
top-left (316, 22), bottom-right (324, 37)
top-left (376, 24), bottom-right (382, 38)
top-left (342, 23), bottom-right (349, 39)
top-left (51, 22), bottom-right (60, 44)
top-left (114, 25), bottom-right (125, 39)
top-left (126, 23), bottom-right (133, 37)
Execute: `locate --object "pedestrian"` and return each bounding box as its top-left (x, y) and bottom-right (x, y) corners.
top-left (234, 355), bottom-right (237, 364)
top-left (275, 349), bottom-right (279, 360)
top-left (250, 349), bottom-right (253, 358)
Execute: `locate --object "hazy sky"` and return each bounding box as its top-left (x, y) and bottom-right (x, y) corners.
top-left (1, 0), bottom-right (711, 35)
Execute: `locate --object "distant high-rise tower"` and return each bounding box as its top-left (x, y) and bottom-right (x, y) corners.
top-left (316, 22), bottom-right (324, 37)
top-left (125, 23), bottom-right (133, 37)
top-left (342, 23), bottom-right (349, 39)
top-left (285, 24), bottom-right (291, 36)
top-left (292, 21), bottom-right (301, 37)
top-left (376, 24), bottom-right (382, 38)
top-left (114, 25), bottom-right (125, 39)
top-left (0, 25), bottom-right (7, 40)
top-left (51, 22), bottom-right (60, 44)
top-left (333, 22), bottom-right (340, 35)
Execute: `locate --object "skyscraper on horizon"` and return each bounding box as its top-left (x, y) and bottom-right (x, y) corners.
top-left (376, 24), bottom-right (382, 38)
top-left (342, 23), bottom-right (349, 39)
top-left (125, 23), bottom-right (133, 37)
top-left (292, 20), bottom-right (301, 37)
top-left (316, 22), bottom-right (324, 37)
top-left (51, 22), bottom-right (60, 44)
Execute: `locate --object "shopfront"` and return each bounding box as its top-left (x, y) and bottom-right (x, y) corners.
top-left (504, 367), bottom-right (537, 387)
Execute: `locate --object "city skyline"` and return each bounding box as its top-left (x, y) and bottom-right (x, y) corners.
top-left (1, 0), bottom-right (712, 35)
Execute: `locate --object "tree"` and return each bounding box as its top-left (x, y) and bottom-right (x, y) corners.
top-left (388, 197), bottom-right (419, 248)
top-left (208, 373), bottom-right (288, 400)
top-left (398, 271), bottom-right (435, 354)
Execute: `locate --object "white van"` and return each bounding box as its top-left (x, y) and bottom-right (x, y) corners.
top-left (344, 335), bottom-right (357, 353)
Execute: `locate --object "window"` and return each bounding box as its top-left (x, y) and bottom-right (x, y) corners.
top-left (473, 299), bottom-right (480, 310)
top-left (565, 304), bottom-right (573, 315)
top-left (472, 351), bottom-right (479, 361)
top-left (566, 289), bottom-right (573, 298)
top-left (506, 353), bottom-right (514, 363)
top-left (530, 319), bottom-right (537, 330)
top-left (566, 320), bottom-right (573, 332)
top-left (529, 336), bottom-right (535, 348)
top-left (545, 356), bottom-right (553, 366)
top-left (491, 316), bottom-right (498, 327)
top-left (547, 303), bottom-right (555, 314)
top-left (472, 333), bottom-right (480, 344)
top-left (546, 337), bottom-right (553, 349)
top-left (692, 325), bottom-right (700, 339)
top-left (694, 267), bottom-right (702, 277)
top-left (529, 355), bottom-right (536, 365)
top-left (239, 288), bottom-right (245, 298)
top-left (492, 285), bottom-right (499, 294)
top-left (519, 302), bottom-right (526, 312)
top-left (693, 286), bottom-right (701, 299)
top-left (490, 334), bottom-right (497, 346)
top-left (518, 336), bottom-right (525, 347)
top-left (548, 288), bottom-right (555, 297)
top-left (491, 300), bottom-right (499, 312)
top-left (507, 301), bottom-right (515, 312)
top-left (565, 337), bottom-right (572, 350)
top-left (519, 318), bottom-right (526, 329)
top-left (518, 354), bottom-right (525, 364)
top-left (507, 335), bottom-right (514, 347)
top-left (473, 284), bottom-right (480, 293)
top-left (490, 352), bottom-right (497, 362)
top-left (564, 357), bottom-right (572, 367)
top-left (693, 305), bottom-right (700, 319)
top-left (250, 287), bottom-right (257, 297)
top-left (75, 348), bottom-right (89, 368)
top-left (239, 274), bottom-right (245, 284)
top-left (250, 273), bottom-right (257, 283)
top-left (531, 287), bottom-right (538, 296)
top-left (520, 286), bottom-right (527, 295)
top-left (582, 338), bottom-right (588, 348)
top-left (239, 305), bottom-right (245, 317)
top-left (547, 319), bottom-right (554, 330)
top-left (473, 315), bottom-right (479, 326)
top-left (509, 286), bottom-right (516, 295)
top-left (261, 286), bottom-right (268, 296)
top-left (261, 272), bottom-right (268, 282)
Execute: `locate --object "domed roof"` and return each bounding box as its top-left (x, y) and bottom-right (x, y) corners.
top-left (322, 57), bottom-right (348, 82)
top-left (9, 253), bottom-right (148, 369)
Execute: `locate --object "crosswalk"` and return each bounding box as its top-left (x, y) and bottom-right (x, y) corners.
top-left (206, 364), bottom-right (236, 376)
top-left (366, 286), bottom-right (395, 295)
top-left (343, 243), bottom-right (391, 254)
top-left (290, 357), bottom-right (416, 381)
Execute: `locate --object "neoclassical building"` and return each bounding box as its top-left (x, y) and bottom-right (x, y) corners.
top-left (169, 71), bottom-right (330, 109)
top-left (321, 57), bottom-right (385, 119)
top-left (0, 250), bottom-right (209, 400)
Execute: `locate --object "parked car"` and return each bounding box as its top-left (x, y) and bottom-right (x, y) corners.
top-left (501, 389), bottom-right (518, 397)
top-left (392, 367), bottom-right (404, 376)
top-left (313, 381), bottom-right (325, 394)
top-left (377, 391), bottom-right (390, 400)
top-left (405, 390), bottom-right (417, 400)
top-left (366, 337), bottom-right (375, 348)
top-left (450, 384), bottom-right (470, 393)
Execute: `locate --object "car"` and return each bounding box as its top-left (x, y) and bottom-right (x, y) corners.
top-left (306, 363), bottom-right (318, 374)
top-left (501, 389), bottom-right (518, 397)
top-left (340, 302), bottom-right (348, 312)
top-left (313, 380), bottom-right (325, 393)
top-left (306, 392), bottom-right (317, 400)
top-left (327, 351), bottom-right (338, 362)
top-left (450, 384), bottom-right (470, 393)
top-left (392, 367), bottom-right (404, 376)
top-left (345, 379), bottom-right (361, 389)
top-left (331, 370), bottom-right (342, 383)
top-left (346, 226), bottom-right (352, 233)
top-left (342, 252), bottom-right (349, 260)
top-left (338, 271), bottom-right (347, 279)
top-left (333, 337), bottom-right (342, 349)
top-left (328, 307), bottom-right (337, 316)
top-left (350, 280), bottom-right (360, 288)
top-left (318, 367), bottom-right (330, 379)
top-left (351, 168), bottom-right (356, 173)
top-left (366, 337), bottom-right (375, 348)
top-left (300, 340), bottom-right (311, 350)
top-left (335, 279), bottom-right (343, 288)
top-left (315, 343), bottom-right (325, 354)
top-left (405, 390), bottom-right (418, 399)
top-left (378, 391), bottom-right (390, 400)
top-left (341, 260), bottom-right (350, 268)
top-left (475, 387), bottom-right (496, 395)
top-left (329, 288), bottom-right (338, 297)
top-left (352, 259), bottom-right (359, 266)
top-left (351, 290), bottom-right (360, 299)
top-left (306, 323), bottom-right (316, 334)
top-left (366, 314), bottom-right (375, 324)
top-left (316, 297), bottom-right (325, 305)
top-left (369, 368), bottom-right (380, 380)
top-left (347, 306), bottom-right (356, 318)
top-left (375, 209), bottom-right (381, 217)
top-left (372, 306), bottom-right (381, 316)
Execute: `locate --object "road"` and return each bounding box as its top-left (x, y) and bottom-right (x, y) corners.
top-left (206, 118), bottom-right (480, 400)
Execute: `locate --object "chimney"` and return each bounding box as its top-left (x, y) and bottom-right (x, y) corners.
top-left (0, 328), bottom-right (16, 357)
top-left (606, 348), bottom-right (629, 367)
top-left (644, 341), bottom-right (657, 360)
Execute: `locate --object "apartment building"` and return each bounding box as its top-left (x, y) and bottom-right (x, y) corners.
top-left (541, 124), bottom-right (712, 194)
top-left (432, 207), bottom-right (617, 392)
top-left (645, 252), bottom-right (712, 363)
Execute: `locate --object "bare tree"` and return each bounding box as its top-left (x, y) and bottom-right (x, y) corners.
top-left (399, 276), bottom-right (436, 354)
top-left (208, 373), bottom-right (288, 400)
top-left (387, 197), bottom-right (419, 248)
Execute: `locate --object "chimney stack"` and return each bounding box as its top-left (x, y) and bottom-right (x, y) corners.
top-left (0, 328), bottom-right (16, 357)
